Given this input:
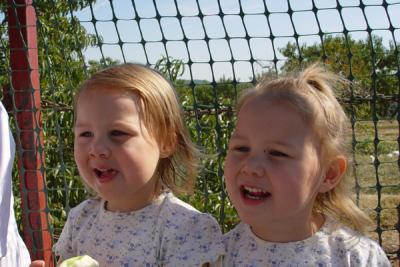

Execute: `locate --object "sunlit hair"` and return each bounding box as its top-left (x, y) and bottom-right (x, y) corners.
top-left (237, 63), bottom-right (372, 233)
top-left (74, 63), bottom-right (199, 195)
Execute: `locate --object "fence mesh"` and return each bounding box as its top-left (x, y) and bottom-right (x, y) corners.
top-left (0, 0), bottom-right (399, 265)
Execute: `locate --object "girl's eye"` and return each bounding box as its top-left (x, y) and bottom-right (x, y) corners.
top-left (234, 146), bottom-right (249, 152)
top-left (110, 130), bottom-right (127, 137)
top-left (79, 131), bottom-right (93, 138)
top-left (269, 150), bottom-right (289, 157)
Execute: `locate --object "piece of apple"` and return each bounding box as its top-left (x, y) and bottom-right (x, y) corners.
top-left (59, 255), bottom-right (99, 267)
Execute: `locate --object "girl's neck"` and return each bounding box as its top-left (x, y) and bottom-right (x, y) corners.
top-left (250, 213), bottom-right (325, 243)
top-left (104, 186), bottom-right (162, 212)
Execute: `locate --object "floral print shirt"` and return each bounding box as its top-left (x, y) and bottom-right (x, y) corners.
top-left (54, 192), bottom-right (224, 267)
top-left (223, 217), bottom-right (391, 267)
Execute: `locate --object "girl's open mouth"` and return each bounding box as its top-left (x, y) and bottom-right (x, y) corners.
top-left (241, 185), bottom-right (271, 201)
top-left (94, 168), bottom-right (118, 182)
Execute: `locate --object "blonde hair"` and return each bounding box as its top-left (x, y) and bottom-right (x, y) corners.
top-left (237, 63), bottom-right (372, 233)
top-left (74, 63), bottom-right (199, 195)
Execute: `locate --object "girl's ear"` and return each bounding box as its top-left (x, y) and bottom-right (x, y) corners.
top-left (319, 156), bottom-right (347, 193)
top-left (160, 144), bottom-right (175, 158)
top-left (160, 137), bottom-right (177, 159)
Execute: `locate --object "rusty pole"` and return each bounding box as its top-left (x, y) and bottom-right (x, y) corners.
top-left (7, 0), bottom-right (53, 265)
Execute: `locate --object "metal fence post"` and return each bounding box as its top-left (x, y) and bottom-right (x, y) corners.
top-left (7, 0), bottom-right (53, 265)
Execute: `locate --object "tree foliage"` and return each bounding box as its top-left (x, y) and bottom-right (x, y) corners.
top-left (280, 35), bottom-right (399, 119)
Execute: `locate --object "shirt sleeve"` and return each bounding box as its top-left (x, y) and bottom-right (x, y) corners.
top-left (161, 212), bottom-right (225, 267)
top-left (0, 210), bottom-right (31, 267)
top-left (0, 102), bottom-right (31, 267)
top-left (0, 103), bottom-right (13, 258)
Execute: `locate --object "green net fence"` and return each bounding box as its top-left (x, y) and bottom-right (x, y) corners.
top-left (0, 0), bottom-right (399, 265)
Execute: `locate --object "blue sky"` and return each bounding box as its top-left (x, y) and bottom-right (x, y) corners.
top-left (3, 0), bottom-right (400, 81)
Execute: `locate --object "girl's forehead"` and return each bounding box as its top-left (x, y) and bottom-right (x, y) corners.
top-left (240, 97), bottom-right (289, 115)
top-left (81, 84), bottom-right (137, 97)
top-left (75, 87), bottom-right (144, 119)
top-left (242, 95), bottom-right (312, 123)
top-left (78, 86), bottom-right (142, 106)
top-left (236, 98), bottom-right (321, 142)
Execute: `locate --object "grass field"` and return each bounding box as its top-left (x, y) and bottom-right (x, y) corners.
top-left (348, 119), bottom-right (399, 266)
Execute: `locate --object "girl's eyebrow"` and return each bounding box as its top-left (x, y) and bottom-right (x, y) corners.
top-left (231, 134), bottom-right (296, 148)
top-left (75, 120), bottom-right (135, 128)
top-left (229, 134), bottom-right (247, 141)
top-left (230, 133), bottom-right (242, 139)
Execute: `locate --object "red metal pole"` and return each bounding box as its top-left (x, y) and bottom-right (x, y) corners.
top-left (7, 0), bottom-right (53, 265)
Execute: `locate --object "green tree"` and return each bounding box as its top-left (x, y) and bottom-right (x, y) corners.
top-left (280, 35), bottom-right (398, 119)
top-left (154, 55), bottom-right (185, 82)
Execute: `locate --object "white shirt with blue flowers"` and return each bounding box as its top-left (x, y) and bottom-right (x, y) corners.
top-left (54, 191), bottom-right (224, 267)
top-left (223, 217), bottom-right (391, 267)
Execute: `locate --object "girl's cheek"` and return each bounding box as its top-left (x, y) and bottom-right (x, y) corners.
top-left (224, 158), bottom-right (239, 177)
top-left (74, 137), bottom-right (83, 144)
top-left (75, 138), bottom-right (91, 146)
top-left (224, 155), bottom-right (235, 167)
top-left (228, 153), bottom-right (243, 163)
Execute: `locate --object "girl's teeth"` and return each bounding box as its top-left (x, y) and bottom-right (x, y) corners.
top-left (243, 186), bottom-right (267, 193)
top-left (96, 168), bottom-right (114, 172)
top-left (242, 185), bottom-right (271, 200)
top-left (247, 194), bottom-right (263, 200)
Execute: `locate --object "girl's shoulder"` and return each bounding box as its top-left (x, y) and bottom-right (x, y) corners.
top-left (324, 217), bottom-right (388, 253)
top-left (160, 192), bottom-right (220, 227)
top-left (223, 221), bottom-right (251, 250)
top-left (322, 218), bottom-right (391, 265)
top-left (157, 191), bottom-right (223, 243)
top-left (324, 217), bottom-right (375, 246)
top-left (156, 192), bottom-right (225, 266)
top-left (223, 221), bottom-right (246, 239)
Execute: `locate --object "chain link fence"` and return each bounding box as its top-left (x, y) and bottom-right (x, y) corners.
top-left (0, 0), bottom-right (399, 265)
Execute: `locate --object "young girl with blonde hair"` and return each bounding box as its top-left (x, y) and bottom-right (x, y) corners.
top-left (54, 63), bottom-right (224, 266)
top-left (223, 63), bottom-right (390, 266)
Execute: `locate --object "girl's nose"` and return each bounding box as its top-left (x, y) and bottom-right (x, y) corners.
top-left (89, 141), bottom-right (111, 159)
top-left (241, 154), bottom-right (265, 177)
